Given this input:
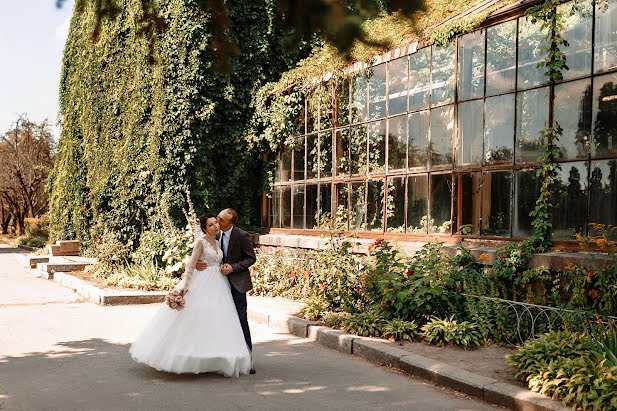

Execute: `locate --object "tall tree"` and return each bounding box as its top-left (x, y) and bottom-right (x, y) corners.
top-left (0, 116), bottom-right (55, 235)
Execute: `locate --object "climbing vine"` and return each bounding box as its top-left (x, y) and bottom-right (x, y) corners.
top-left (48, 0), bottom-right (305, 248)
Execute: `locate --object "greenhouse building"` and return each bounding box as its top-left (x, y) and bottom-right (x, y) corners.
top-left (264, 0), bottom-right (617, 250)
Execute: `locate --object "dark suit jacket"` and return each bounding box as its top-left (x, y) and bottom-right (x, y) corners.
top-left (224, 226), bottom-right (256, 293)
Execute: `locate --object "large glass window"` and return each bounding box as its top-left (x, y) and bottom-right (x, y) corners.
top-left (486, 20), bottom-right (516, 96)
top-left (319, 131), bottom-right (332, 178)
top-left (388, 57), bottom-right (408, 116)
top-left (552, 161), bottom-right (588, 240)
top-left (336, 78), bottom-right (350, 126)
top-left (292, 185), bottom-right (305, 229)
top-left (516, 87), bottom-right (549, 163)
top-left (409, 111), bottom-right (429, 168)
top-left (281, 185), bottom-right (292, 228)
top-left (281, 145), bottom-right (292, 182)
top-left (351, 72), bottom-right (368, 123)
top-left (513, 169), bottom-right (540, 237)
top-left (306, 184), bottom-right (318, 229)
top-left (409, 47), bottom-right (431, 111)
top-left (306, 133), bottom-right (318, 180)
top-left (559, 0), bottom-right (592, 81)
top-left (369, 64), bottom-right (387, 120)
top-left (334, 182), bottom-right (349, 228)
top-left (457, 30), bottom-right (485, 101)
top-left (457, 100), bottom-right (484, 166)
top-left (350, 182), bottom-right (366, 230)
top-left (482, 171), bottom-right (512, 236)
top-left (368, 120), bottom-right (386, 173)
top-left (367, 180), bottom-right (385, 231)
top-left (554, 79), bottom-right (592, 160)
top-left (387, 177), bottom-right (406, 232)
top-left (293, 136), bottom-right (305, 180)
top-left (484, 94), bottom-right (515, 164)
top-left (430, 106), bottom-right (454, 167)
top-left (350, 124), bottom-right (368, 175)
top-left (431, 44), bottom-right (456, 106)
top-left (592, 72), bottom-right (617, 158)
top-left (429, 173), bottom-right (452, 234)
top-left (335, 128), bottom-right (350, 176)
top-left (518, 16), bottom-right (548, 89)
top-left (456, 172), bottom-right (482, 235)
top-left (271, 1), bottom-right (617, 243)
top-left (407, 174), bottom-right (428, 233)
top-left (319, 183), bottom-right (332, 225)
top-left (271, 186), bottom-right (281, 228)
top-left (595, 0), bottom-right (617, 74)
top-left (589, 160), bottom-right (617, 228)
top-left (388, 115), bottom-right (407, 171)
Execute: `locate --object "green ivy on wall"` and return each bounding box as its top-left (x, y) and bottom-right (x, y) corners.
top-left (47, 0), bottom-right (306, 248)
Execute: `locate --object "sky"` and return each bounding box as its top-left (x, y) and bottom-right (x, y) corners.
top-left (0, 0), bottom-right (74, 140)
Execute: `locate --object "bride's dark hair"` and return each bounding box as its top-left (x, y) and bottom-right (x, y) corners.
top-left (199, 213), bottom-right (216, 232)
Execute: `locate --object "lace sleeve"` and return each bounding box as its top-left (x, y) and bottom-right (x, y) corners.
top-left (182, 239), bottom-right (204, 286)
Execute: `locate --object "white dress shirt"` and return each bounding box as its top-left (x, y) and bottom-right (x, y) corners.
top-left (218, 226), bottom-right (233, 261)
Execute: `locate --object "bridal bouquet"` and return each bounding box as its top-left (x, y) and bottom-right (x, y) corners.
top-left (165, 289), bottom-right (186, 310)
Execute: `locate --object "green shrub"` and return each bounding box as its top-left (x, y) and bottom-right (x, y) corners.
top-left (341, 309), bottom-right (386, 337)
top-left (300, 295), bottom-right (330, 321)
top-left (382, 318), bottom-right (420, 342)
top-left (421, 316), bottom-right (484, 349)
top-left (105, 261), bottom-right (180, 291)
top-left (321, 311), bottom-right (351, 328)
top-left (507, 330), bottom-right (617, 410)
top-left (365, 241), bottom-right (455, 322)
top-left (16, 235), bottom-right (46, 248)
top-left (588, 326), bottom-right (617, 368)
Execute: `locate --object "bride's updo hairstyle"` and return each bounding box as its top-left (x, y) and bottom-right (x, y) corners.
top-left (199, 213), bottom-right (216, 233)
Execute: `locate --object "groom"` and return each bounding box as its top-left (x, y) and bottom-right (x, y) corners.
top-left (195, 208), bottom-right (257, 374)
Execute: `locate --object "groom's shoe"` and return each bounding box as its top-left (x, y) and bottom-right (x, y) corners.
top-left (250, 368), bottom-right (256, 374)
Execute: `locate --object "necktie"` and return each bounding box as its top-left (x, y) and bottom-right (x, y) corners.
top-left (220, 232), bottom-right (226, 263)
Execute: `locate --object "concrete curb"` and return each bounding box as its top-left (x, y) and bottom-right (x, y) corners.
top-left (17, 244), bottom-right (39, 252)
top-left (247, 308), bottom-right (569, 411)
top-left (52, 272), bottom-right (167, 305)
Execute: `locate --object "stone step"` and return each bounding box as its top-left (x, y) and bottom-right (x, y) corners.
top-left (23, 255), bottom-right (50, 268)
top-left (36, 261), bottom-right (90, 279)
top-left (57, 240), bottom-right (80, 254)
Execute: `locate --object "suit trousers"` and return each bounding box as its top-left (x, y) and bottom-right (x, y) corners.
top-left (229, 278), bottom-right (252, 352)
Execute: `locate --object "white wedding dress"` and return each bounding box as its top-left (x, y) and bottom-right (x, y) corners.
top-left (129, 238), bottom-right (251, 377)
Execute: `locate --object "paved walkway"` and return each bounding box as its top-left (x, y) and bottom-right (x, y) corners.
top-left (0, 245), bottom-right (496, 410)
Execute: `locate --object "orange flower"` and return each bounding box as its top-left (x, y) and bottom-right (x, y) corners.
top-left (589, 289), bottom-right (598, 300)
top-left (319, 283), bottom-right (326, 292)
top-left (305, 270), bottom-right (311, 277)
top-left (588, 271), bottom-right (595, 278)
top-left (289, 271), bottom-right (296, 280)
top-left (477, 253), bottom-right (489, 263)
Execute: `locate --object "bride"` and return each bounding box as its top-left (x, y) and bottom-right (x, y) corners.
top-left (129, 213), bottom-right (252, 377)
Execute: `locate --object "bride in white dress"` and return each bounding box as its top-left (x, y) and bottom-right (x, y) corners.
top-left (130, 213), bottom-right (252, 377)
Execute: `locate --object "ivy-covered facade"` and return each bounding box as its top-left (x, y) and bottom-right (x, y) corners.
top-left (268, 0), bottom-right (617, 245)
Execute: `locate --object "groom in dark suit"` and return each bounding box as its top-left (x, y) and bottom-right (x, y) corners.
top-left (196, 208), bottom-right (256, 373)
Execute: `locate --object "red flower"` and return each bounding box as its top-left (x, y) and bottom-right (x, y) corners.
top-left (405, 269), bottom-right (413, 277)
top-left (305, 270), bottom-right (311, 277)
top-left (289, 271), bottom-right (296, 280)
top-left (589, 289), bottom-right (598, 300)
top-left (588, 271), bottom-right (595, 278)
top-left (374, 238), bottom-right (383, 246)
top-left (319, 283), bottom-right (326, 292)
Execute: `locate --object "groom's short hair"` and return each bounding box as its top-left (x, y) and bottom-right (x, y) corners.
top-left (224, 208), bottom-right (238, 224)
